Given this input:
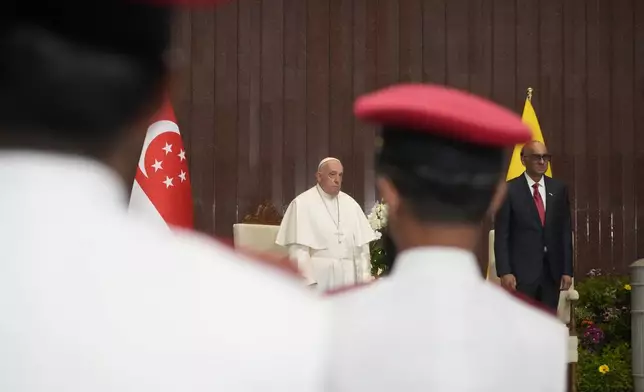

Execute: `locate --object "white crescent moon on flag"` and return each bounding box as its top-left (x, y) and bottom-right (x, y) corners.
top-left (137, 120), bottom-right (180, 178)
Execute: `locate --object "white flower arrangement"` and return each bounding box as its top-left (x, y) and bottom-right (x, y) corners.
top-left (367, 200), bottom-right (389, 276)
top-left (367, 200), bottom-right (388, 240)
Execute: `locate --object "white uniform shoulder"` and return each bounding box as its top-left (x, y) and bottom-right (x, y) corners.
top-left (127, 218), bottom-right (312, 294)
top-left (326, 275), bottom-right (567, 392)
top-left (96, 218), bottom-right (330, 390)
top-left (486, 283), bottom-right (565, 329)
top-left (482, 284), bottom-right (569, 391)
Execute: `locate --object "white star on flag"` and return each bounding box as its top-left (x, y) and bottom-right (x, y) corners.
top-left (151, 159), bottom-right (163, 172)
top-left (162, 142), bottom-right (173, 155)
top-left (129, 95), bottom-right (194, 230)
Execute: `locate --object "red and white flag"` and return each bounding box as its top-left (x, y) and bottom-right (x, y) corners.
top-left (128, 97), bottom-right (193, 230)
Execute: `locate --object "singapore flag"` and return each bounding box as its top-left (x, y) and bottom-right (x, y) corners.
top-left (128, 97), bottom-right (194, 230)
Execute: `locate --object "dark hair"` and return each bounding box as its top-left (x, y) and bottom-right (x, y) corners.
top-left (0, 4), bottom-right (171, 156)
top-left (376, 127), bottom-right (504, 224)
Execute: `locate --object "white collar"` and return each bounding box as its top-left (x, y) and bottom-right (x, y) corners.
top-left (524, 172), bottom-right (545, 188)
top-left (316, 184), bottom-right (338, 200)
top-left (0, 150), bottom-right (127, 214)
top-left (391, 246), bottom-right (482, 283)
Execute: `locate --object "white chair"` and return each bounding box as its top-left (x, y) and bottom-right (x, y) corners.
top-left (232, 223), bottom-right (288, 256)
top-left (487, 230), bottom-right (579, 363)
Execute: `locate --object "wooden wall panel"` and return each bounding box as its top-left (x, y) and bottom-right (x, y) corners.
top-left (188, 10), bottom-right (216, 234)
top-left (283, 0), bottom-right (307, 205)
top-left (171, 0), bottom-right (644, 276)
top-left (636, 0), bottom-right (644, 263)
top-left (214, 2), bottom-right (239, 233)
top-left (563, 0), bottom-right (589, 278)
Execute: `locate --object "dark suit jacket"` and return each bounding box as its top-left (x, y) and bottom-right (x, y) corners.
top-left (494, 173), bottom-right (573, 284)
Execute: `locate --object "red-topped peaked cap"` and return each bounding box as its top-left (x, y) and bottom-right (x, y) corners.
top-left (354, 84), bottom-right (531, 147)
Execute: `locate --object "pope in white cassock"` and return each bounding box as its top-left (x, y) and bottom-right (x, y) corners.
top-left (276, 158), bottom-right (377, 291)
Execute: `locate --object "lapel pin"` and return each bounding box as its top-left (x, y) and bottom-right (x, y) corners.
top-left (548, 192), bottom-right (554, 196)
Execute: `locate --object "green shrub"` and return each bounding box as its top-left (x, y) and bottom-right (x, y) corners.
top-left (575, 269), bottom-right (632, 392)
top-left (577, 344), bottom-right (632, 392)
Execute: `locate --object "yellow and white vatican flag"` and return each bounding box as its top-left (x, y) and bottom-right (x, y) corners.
top-left (505, 87), bottom-right (552, 180)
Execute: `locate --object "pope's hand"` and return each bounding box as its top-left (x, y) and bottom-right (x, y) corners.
top-left (500, 274), bottom-right (517, 291)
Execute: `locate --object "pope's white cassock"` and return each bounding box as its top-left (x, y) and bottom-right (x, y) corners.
top-left (276, 184), bottom-right (377, 291)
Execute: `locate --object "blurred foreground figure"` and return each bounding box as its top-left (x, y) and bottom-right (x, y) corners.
top-left (0, 2), bottom-right (327, 391)
top-left (328, 84), bottom-right (568, 392)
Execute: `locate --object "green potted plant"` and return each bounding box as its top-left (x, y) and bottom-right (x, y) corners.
top-left (575, 269), bottom-right (632, 392)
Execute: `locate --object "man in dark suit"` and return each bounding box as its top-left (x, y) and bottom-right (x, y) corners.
top-left (494, 141), bottom-right (573, 310)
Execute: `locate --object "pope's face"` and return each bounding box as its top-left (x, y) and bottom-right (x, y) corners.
top-left (317, 160), bottom-right (343, 196)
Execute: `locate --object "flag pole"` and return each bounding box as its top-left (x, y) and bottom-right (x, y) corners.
top-left (526, 87), bottom-right (533, 102)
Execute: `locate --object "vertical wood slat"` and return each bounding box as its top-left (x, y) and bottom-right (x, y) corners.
top-left (515, 0), bottom-right (540, 110)
top-left (468, 0), bottom-right (493, 98)
top-left (170, 11), bottom-right (193, 154)
top-left (235, 0), bottom-right (262, 220)
top-left (596, 0), bottom-right (613, 272)
top-left (260, 0), bottom-right (285, 208)
top-left (635, 0), bottom-right (644, 258)
top-left (214, 2), bottom-right (239, 233)
top-left (468, 0), bottom-right (494, 272)
top-left (352, 0), bottom-right (379, 210)
top-left (585, 0), bottom-right (601, 272)
top-left (371, 0), bottom-right (400, 205)
top-left (612, 0), bottom-right (635, 272)
top-left (491, 0), bottom-right (516, 110)
top-left (422, 0), bottom-right (447, 84)
top-left (488, 0), bottom-right (516, 267)
top-left (351, 0), bottom-right (368, 208)
top-left (398, 0), bottom-right (423, 83)
top-left (175, 0), bottom-right (643, 275)
top-left (445, 0), bottom-right (469, 89)
top-left (189, 10), bottom-right (216, 234)
top-left (539, 0), bottom-right (564, 169)
top-left (329, 0), bottom-right (355, 195)
top-left (587, 0), bottom-right (613, 272)
top-left (563, 0), bottom-right (588, 277)
top-left (283, 0), bottom-right (308, 204)
top-left (376, 0), bottom-right (400, 89)
top-left (306, 0), bottom-right (331, 181)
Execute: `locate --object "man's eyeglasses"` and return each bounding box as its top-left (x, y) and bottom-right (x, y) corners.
top-left (523, 154), bottom-right (552, 162)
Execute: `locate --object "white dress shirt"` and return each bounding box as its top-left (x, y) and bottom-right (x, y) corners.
top-left (525, 172), bottom-right (546, 210)
top-left (328, 246), bottom-right (568, 392)
top-left (0, 151), bottom-right (328, 392)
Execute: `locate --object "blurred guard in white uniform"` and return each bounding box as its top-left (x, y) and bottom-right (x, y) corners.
top-left (328, 84), bottom-right (569, 392)
top-left (0, 2), bottom-right (327, 391)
